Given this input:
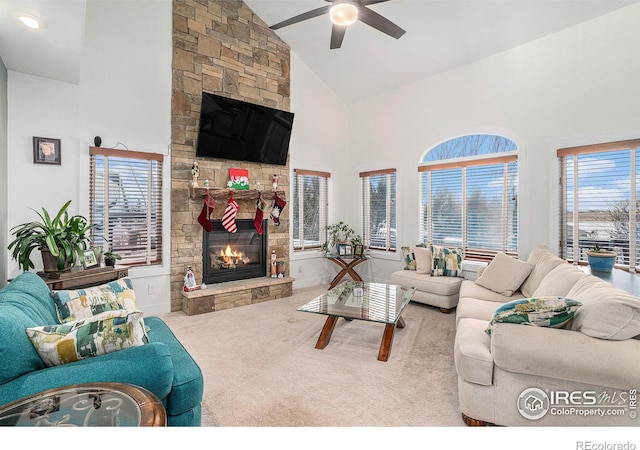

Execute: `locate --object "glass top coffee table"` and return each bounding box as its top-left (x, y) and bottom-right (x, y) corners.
top-left (297, 280), bottom-right (416, 361)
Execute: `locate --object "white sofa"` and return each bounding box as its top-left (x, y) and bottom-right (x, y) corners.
top-left (454, 246), bottom-right (640, 426)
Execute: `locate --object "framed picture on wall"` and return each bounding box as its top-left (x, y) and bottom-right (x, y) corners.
top-left (33, 137), bottom-right (61, 165)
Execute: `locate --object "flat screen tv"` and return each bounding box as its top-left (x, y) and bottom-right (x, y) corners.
top-left (196, 92), bottom-right (294, 166)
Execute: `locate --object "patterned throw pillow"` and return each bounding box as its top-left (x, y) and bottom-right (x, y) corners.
top-left (51, 278), bottom-right (138, 323)
top-left (401, 246), bottom-right (416, 270)
top-left (26, 309), bottom-right (149, 367)
top-left (431, 245), bottom-right (464, 277)
top-left (485, 296), bottom-right (582, 335)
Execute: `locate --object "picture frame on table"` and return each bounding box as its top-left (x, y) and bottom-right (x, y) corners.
top-left (336, 244), bottom-right (353, 257)
top-left (33, 137), bottom-right (61, 165)
top-left (354, 244), bottom-right (364, 258)
top-left (82, 250), bottom-right (99, 269)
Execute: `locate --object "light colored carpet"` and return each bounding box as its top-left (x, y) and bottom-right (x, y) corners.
top-left (160, 284), bottom-right (464, 427)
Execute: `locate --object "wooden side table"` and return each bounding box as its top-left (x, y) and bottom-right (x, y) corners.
top-left (37, 266), bottom-right (129, 290)
top-left (0, 382), bottom-right (166, 427)
top-left (327, 256), bottom-right (369, 289)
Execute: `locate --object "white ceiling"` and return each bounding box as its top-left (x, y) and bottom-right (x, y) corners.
top-left (0, 0), bottom-right (637, 103)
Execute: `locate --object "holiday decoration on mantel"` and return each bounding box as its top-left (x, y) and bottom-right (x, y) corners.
top-left (198, 192), bottom-right (216, 232)
top-left (253, 192), bottom-right (268, 235)
top-left (227, 168), bottom-right (249, 190)
top-left (222, 195), bottom-right (239, 233)
top-left (270, 193), bottom-right (287, 226)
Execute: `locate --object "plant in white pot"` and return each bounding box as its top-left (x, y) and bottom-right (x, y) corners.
top-left (586, 244), bottom-right (617, 273)
top-left (8, 200), bottom-right (93, 273)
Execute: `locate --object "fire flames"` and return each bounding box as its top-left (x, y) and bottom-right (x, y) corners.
top-left (219, 244), bottom-right (248, 267)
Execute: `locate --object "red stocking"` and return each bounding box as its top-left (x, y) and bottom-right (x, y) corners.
top-left (222, 196), bottom-right (239, 233)
top-left (198, 194), bottom-right (216, 232)
top-left (254, 194), bottom-right (268, 234)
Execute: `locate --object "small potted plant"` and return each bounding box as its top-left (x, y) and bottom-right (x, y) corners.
top-left (586, 244), bottom-right (617, 273)
top-left (321, 221), bottom-right (363, 256)
top-left (103, 251), bottom-right (122, 267)
top-left (8, 200), bottom-right (92, 273)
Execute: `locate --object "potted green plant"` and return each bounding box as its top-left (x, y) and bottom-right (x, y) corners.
top-left (321, 221), bottom-right (363, 256)
top-left (103, 251), bottom-right (122, 267)
top-left (586, 244), bottom-right (617, 273)
top-left (8, 200), bottom-right (92, 273)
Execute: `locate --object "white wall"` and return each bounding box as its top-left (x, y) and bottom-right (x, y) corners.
top-left (341, 3), bottom-right (640, 284)
top-left (5, 1), bottom-right (172, 315)
top-left (0, 57), bottom-right (7, 284)
top-left (288, 51), bottom-right (351, 288)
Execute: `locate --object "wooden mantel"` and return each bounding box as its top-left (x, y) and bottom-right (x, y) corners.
top-left (190, 187), bottom-right (286, 201)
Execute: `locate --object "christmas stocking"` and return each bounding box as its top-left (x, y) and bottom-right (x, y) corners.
top-left (197, 195), bottom-right (216, 232)
top-left (270, 194), bottom-right (287, 226)
top-left (222, 196), bottom-right (239, 233)
top-left (254, 194), bottom-right (268, 234)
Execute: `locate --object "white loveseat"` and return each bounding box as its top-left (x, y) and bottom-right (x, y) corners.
top-left (454, 246), bottom-right (640, 426)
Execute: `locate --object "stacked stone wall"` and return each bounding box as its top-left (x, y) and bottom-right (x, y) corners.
top-left (171, 0), bottom-right (291, 311)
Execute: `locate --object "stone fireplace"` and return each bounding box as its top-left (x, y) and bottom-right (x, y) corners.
top-left (203, 219), bottom-right (267, 284)
top-left (170, 1), bottom-right (292, 313)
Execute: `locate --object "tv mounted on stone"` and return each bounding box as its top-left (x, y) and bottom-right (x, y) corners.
top-left (196, 92), bottom-right (294, 166)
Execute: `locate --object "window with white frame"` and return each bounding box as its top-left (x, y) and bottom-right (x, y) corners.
top-left (361, 169), bottom-right (397, 252)
top-left (419, 134), bottom-right (518, 261)
top-left (90, 147), bottom-right (163, 266)
top-left (292, 169), bottom-right (330, 251)
top-left (558, 138), bottom-right (640, 270)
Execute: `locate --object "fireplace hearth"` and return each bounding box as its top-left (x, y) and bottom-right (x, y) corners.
top-left (203, 219), bottom-right (267, 284)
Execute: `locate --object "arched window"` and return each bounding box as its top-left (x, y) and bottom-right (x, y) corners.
top-left (419, 134), bottom-right (518, 260)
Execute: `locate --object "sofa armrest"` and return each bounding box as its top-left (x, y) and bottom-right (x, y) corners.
top-left (491, 323), bottom-right (640, 389)
top-left (0, 342), bottom-right (173, 407)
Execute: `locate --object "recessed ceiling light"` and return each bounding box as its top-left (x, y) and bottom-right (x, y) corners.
top-left (17, 14), bottom-right (41, 29)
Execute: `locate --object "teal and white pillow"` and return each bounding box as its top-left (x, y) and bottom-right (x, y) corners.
top-left (431, 245), bottom-right (464, 277)
top-left (26, 309), bottom-right (149, 367)
top-left (51, 277), bottom-right (138, 323)
top-left (401, 246), bottom-right (416, 270)
top-left (485, 296), bottom-right (582, 335)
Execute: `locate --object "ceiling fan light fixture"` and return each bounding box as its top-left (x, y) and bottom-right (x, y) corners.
top-left (329, 3), bottom-right (358, 26)
top-left (17, 14), bottom-right (41, 29)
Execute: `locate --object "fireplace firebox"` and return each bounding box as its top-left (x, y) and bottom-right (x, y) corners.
top-left (203, 219), bottom-right (267, 284)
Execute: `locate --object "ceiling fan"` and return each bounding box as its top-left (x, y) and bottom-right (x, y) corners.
top-left (269, 0), bottom-right (406, 50)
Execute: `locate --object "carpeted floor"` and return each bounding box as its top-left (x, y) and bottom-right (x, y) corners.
top-left (160, 284), bottom-right (464, 427)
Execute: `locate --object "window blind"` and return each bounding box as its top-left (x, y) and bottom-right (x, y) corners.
top-left (558, 139), bottom-right (640, 270)
top-left (293, 169), bottom-right (330, 251)
top-left (419, 155), bottom-right (517, 260)
top-left (360, 169), bottom-right (397, 252)
top-left (89, 147), bottom-right (163, 266)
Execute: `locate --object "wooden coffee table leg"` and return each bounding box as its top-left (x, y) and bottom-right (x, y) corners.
top-left (315, 316), bottom-right (338, 349)
top-left (378, 323), bottom-right (396, 361)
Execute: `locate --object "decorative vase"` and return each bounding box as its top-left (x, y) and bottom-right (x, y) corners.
top-left (587, 251), bottom-right (616, 273)
top-left (105, 256), bottom-right (116, 267)
top-left (276, 261), bottom-right (286, 276)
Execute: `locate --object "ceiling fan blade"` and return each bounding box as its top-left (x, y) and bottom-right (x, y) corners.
top-left (270, 5), bottom-right (331, 30)
top-left (330, 25), bottom-right (347, 49)
top-left (362, 0), bottom-right (392, 6)
top-left (357, 6), bottom-right (406, 39)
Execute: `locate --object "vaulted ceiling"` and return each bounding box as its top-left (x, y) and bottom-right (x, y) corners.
top-left (1, 0), bottom-right (637, 103)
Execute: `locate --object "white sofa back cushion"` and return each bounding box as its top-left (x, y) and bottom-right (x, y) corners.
top-left (532, 262), bottom-right (587, 297)
top-left (566, 275), bottom-right (640, 340)
top-left (475, 252), bottom-right (533, 297)
top-left (413, 246), bottom-right (433, 274)
top-left (520, 246), bottom-right (565, 297)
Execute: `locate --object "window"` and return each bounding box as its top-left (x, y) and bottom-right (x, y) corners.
top-left (292, 169), bottom-right (330, 251)
top-left (361, 169), bottom-right (397, 252)
top-left (419, 134), bottom-right (518, 260)
top-left (90, 147), bottom-right (163, 266)
top-left (558, 139), bottom-right (640, 270)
